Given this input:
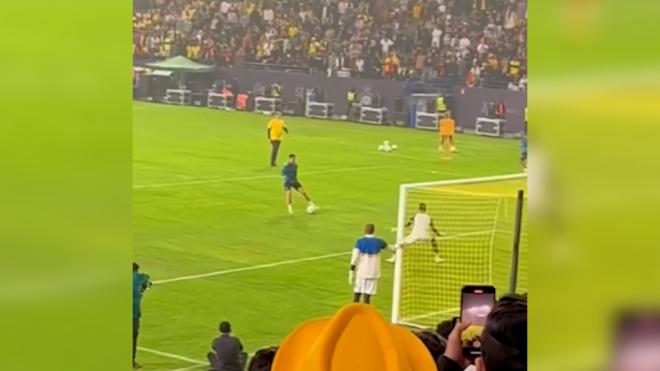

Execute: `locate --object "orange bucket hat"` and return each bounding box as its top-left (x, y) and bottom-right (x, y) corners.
top-left (272, 303), bottom-right (436, 371)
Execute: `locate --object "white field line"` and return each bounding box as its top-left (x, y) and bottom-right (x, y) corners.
top-left (172, 365), bottom-right (206, 371)
top-left (154, 251), bottom-right (351, 285)
top-left (404, 307), bottom-right (460, 322)
top-left (156, 230), bottom-right (495, 286)
top-left (141, 344), bottom-right (274, 371)
top-left (170, 346), bottom-right (270, 371)
top-left (138, 347), bottom-right (207, 366)
top-left (134, 165), bottom-right (390, 189)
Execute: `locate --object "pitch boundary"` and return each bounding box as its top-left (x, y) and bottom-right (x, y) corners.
top-left (137, 347), bottom-right (207, 366)
top-left (140, 345), bottom-right (273, 371)
top-left (154, 251), bottom-right (351, 285)
top-left (403, 307), bottom-right (461, 322)
top-left (155, 229), bottom-right (498, 286)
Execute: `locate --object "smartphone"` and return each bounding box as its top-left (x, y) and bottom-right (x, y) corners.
top-left (612, 310), bottom-right (660, 371)
top-left (460, 285), bottom-right (496, 356)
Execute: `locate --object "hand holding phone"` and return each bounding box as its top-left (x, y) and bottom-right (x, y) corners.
top-left (443, 319), bottom-right (472, 368)
top-left (460, 285), bottom-right (496, 356)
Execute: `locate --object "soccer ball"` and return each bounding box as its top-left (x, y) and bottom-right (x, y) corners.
top-left (306, 205), bottom-right (318, 214)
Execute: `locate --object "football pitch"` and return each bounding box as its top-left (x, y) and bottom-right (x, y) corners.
top-left (133, 101), bottom-right (523, 370)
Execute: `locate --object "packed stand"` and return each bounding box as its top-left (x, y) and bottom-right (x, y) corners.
top-left (133, 0), bottom-right (526, 88)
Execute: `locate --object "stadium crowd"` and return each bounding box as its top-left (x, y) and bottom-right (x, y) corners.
top-left (133, 0), bottom-right (527, 89)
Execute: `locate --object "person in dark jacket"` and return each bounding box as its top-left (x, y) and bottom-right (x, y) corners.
top-left (437, 294), bottom-right (527, 371)
top-left (133, 263), bottom-right (151, 369)
top-left (208, 321), bottom-right (247, 371)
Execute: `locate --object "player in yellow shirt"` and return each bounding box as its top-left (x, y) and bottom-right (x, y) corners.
top-left (267, 112), bottom-right (288, 166)
top-left (438, 111), bottom-right (456, 153)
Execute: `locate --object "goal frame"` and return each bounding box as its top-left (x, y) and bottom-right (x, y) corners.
top-left (390, 173), bottom-right (527, 324)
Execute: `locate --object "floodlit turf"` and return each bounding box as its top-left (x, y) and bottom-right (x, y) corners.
top-left (133, 101), bottom-right (523, 370)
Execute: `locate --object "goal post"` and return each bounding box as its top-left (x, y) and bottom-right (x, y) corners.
top-left (390, 173), bottom-right (527, 327)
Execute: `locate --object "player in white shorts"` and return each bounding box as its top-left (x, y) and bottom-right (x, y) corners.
top-left (348, 223), bottom-right (390, 304)
top-left (387, 203), bottom-right (444, 263)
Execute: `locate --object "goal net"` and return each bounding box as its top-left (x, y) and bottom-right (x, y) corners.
top-left (390, 174), bottom-right (527, 327)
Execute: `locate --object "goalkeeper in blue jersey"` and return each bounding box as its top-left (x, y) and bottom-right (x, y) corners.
top-left (282, 154), bottom-right (317, 214)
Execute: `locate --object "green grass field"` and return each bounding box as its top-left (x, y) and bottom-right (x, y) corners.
top-left (133, 101), bottom-right (523, 370)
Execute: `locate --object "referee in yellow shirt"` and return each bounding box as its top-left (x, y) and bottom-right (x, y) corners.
top-left (267, 112), bottom-right (288, 167)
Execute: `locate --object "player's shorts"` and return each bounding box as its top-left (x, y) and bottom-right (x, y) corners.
top-left (354, 278), bottom-right (378, 295)
top-left (402, 232), bottom-right (433, 245)
top-left (284, 180), bottom-right (302, 191)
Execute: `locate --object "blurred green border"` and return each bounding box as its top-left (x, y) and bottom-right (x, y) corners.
top-left (531, 1), bottom-right (660, 370)
top-left (1, 0), bottom-right (131, 370)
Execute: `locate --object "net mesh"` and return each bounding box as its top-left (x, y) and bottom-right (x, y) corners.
top-left (396, 177), bottom-right (528, 328)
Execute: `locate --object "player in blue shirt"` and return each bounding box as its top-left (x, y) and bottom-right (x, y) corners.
top-left (282, 154), bottom-right (317, 214)
top-left (348, 224), bottom-right (390, 304)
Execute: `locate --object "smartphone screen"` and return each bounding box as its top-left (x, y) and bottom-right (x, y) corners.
top-left (613, 310), bottom-right (660, 371)
top-left (460, 285), bottom-right (496, 356)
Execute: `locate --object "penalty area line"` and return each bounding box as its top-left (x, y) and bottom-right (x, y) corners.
top-left (401, 307), bottom-right (460, 323)
top-left (156, 230), bottom-right (500, 285)
top-left (137, 347), bottom-right (207, 366)
top-left (153, 251), bottom-right (351, 285)
top-left (168, 345), bottom-right (273, 371)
